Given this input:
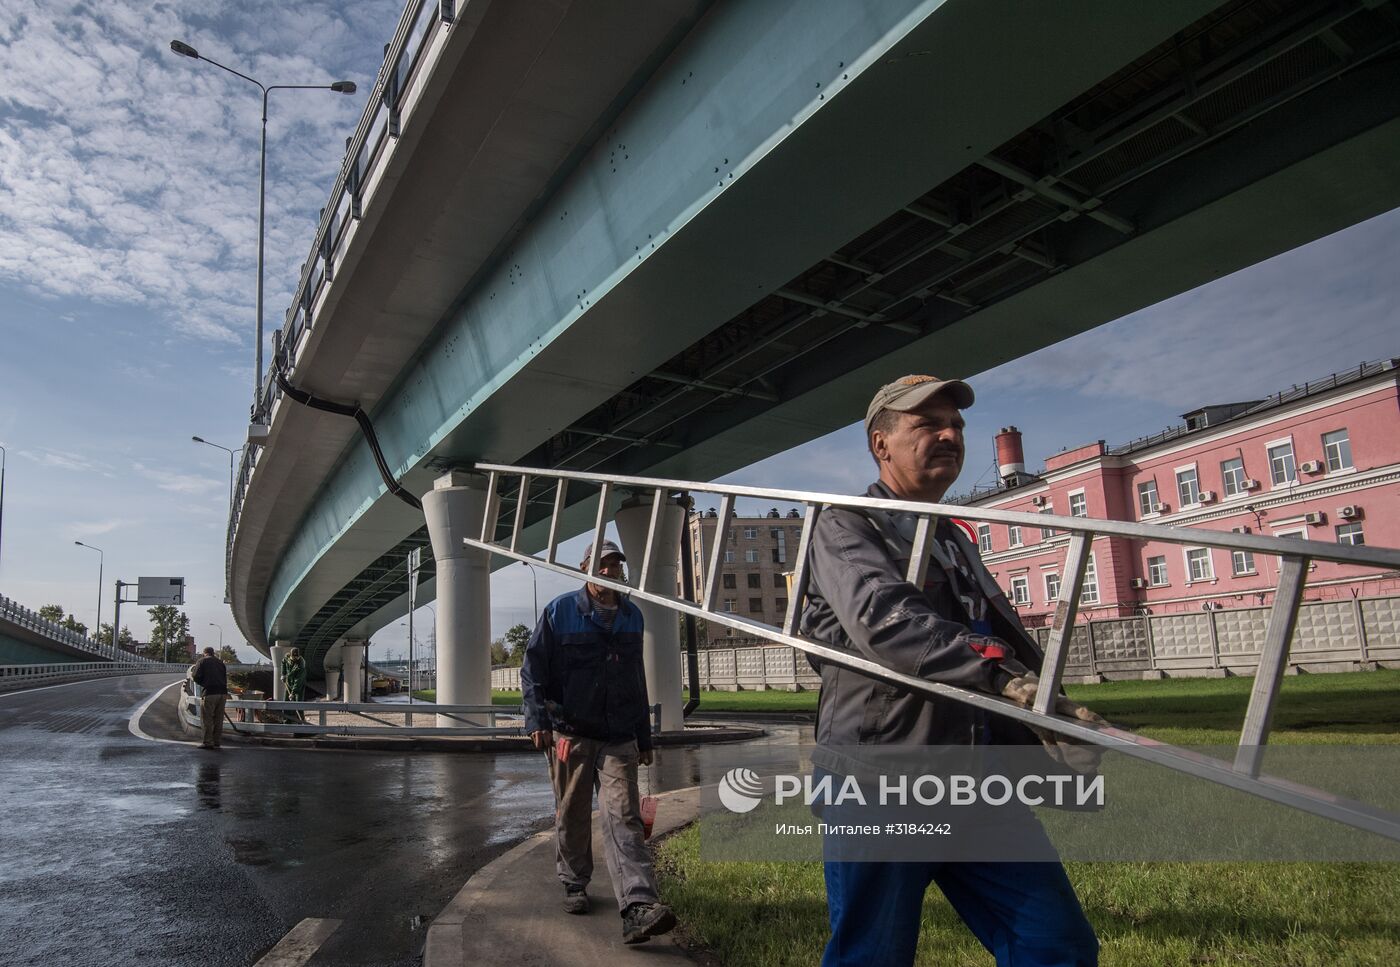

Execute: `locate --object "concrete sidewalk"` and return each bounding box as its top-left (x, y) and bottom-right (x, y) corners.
top-left (425, 785), bottom-right (707, 966)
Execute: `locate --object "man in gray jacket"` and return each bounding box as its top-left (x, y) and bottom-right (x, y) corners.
top-left (801, 374), bottom-right (1103, 967)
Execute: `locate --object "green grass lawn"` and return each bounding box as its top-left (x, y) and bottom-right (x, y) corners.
top-left (654, 669), bottom-right (1400, 966)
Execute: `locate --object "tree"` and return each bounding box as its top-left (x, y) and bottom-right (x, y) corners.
top-left (60, 614), bottom-right (88, 636)
top-left (490, 638), bottom-right (510, 666)
top-left (503, 623), bottom-right (531, 666)
top-left (38, 604), bottom-right (64, 623)
top-left (99, 623), bottom-right (137, 649)
top-left (217, 645), bottom-right (238, 664)
top-left (145, 605), bottom-right (191, 662)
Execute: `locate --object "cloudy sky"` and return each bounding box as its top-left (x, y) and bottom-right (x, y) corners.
top-left (0, 2), bottom-right (1396, 663)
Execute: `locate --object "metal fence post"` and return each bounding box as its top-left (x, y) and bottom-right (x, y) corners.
top-left (1353, 595), bottom-right (1370, 666)
top-left (1208, 608), bottom-right (1221, 670)
top-left (1085, 620), bottom-right (1098, 680)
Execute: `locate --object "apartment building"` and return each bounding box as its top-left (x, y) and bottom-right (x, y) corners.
top-left (960, 358), bottom-right (1399, 626)
top-left (686, 507), bottom-right (804, 647)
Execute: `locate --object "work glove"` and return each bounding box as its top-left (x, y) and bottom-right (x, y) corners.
top-left (1000, 674), bottom-right (1107, 775)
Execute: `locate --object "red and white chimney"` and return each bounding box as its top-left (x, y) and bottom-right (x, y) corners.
top-left (995, 426), bottom-right (1025, 482)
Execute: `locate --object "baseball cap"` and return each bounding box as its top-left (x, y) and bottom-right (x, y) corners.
top-left (581, 540), bottom-right (626, 566)
top-left (865, 374), bottom-right (974, 434)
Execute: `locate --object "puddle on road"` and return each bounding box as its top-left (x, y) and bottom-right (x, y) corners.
top-left (96, 794), bottom-right (192, 822)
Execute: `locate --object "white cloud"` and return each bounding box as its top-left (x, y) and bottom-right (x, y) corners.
top-left (0, 0), bottom-right (399, 350)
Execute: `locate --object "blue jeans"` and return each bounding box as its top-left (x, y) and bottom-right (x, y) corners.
top-left (821, 859), bottom-right (1098, 966)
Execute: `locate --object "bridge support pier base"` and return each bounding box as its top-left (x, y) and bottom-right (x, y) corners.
top-left (341, 640), bottom-right (366, 702)
top-left (423, 472), bottom-right (491, 727)
top-left (615, 493), bottom-right (686, 733)
top-left (271, 642), bottom-right (291, 701)
top-left (323, 639), bottom-right (344, 700)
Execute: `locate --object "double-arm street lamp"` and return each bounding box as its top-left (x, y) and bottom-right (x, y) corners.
top-left (73, 540), bottom-right (104, 640)
top-left (169, 40), bottom-right (356, 429)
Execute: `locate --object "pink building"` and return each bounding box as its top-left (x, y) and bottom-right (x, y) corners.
top-left (961, 359), bottom-right (1400, 628)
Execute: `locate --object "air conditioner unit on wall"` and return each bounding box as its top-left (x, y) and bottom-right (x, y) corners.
top-left (1031, 495), bottom-right (1045, 507)
top-left (1242, 478), bottom-right (1260, 490)
top-left (1299, 460), bottom-right (1323, 474)
top-left (1338, 505), bottom-right (1361, 520)
top-left (1199, 490), bottom-right (1216, 503)
top-left (1303, 511), bottom-right (1325, 525)
top-left (1130, 577), bottom-right (1148, 589)
top-left (1230, 525), bottom-right (1250, 534)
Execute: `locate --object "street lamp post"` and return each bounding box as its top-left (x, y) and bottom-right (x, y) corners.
top-left (191, 436), bottom-right (244, 523)
top-left (0, 443), bottom-right (6, 581)
top-left (209, 622), bottom-right (223, 650)
top-left (169, 40), bottom-right (356, 428)
top-left (520, 560), bottom-right (540, 618)
top-left (73, 541), bottom-right (104, 643)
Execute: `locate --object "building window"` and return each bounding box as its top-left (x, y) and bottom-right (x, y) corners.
top-left (1137, 479), bottom-right (1159, 516)
top-left (1176, 467), bottom-right (1200, 506)
top-left (722, 598), bottom-right (737, 613)
top-left (749, 597), bottom-right (763, 612)
top-left (773, 573), bottom-right (786, 588)
top-left (977, 523), bottom-right (992, 553)
top-left (1039, 510), bottom-right (1058, 540)
top-left (775, 597), bottom-right (787, 612)
top-left (743, 526), bottom-right (757, 540)
top-left (1044, 572), bottom-right (1060, 601)
top-left (1322, 429), bottom-right (1352, 472)
top-left (1336, 522), bottom-right (1365, 546)
top-left (1147, 555), bottom-right (1168, 586)
top-left (1081, 554), bottom-right (1099, 604)
top-left (1010, 576), bottom-right (1030, 606)
top-left (744, 549), bottom-right (759, 563)
top-left (1008, 525), bottom-right (1022, 547)
top-left (1220, 457), bottom-right (1247, 497)
top-left (1186, 548), bottom-right (1214, 582)
top-left (1068, 491), bottom-right (1087, 518)
top-left (1267, 441), bottom-right (1296, 486)
top-left (723, 549), bottom-right (735, 564)
top-left (722, 574), bottom-right (737, 590)
top-left (1231, 549), bottom-right (1256, 575)
top-left (746, 573), bottom-right (761, 589)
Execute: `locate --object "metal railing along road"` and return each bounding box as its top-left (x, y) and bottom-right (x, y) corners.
top-left (178, 684), bottom-right (663, 739)
top-left (0, 662), bottom-right (188, 693)
top-left (463, 461), bottom-right (1400, 841)
top-left (1, 594), bottom-right (162, 665)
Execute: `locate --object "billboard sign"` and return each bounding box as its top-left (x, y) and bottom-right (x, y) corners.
top-left (137, 576), bottom-right (185, 605)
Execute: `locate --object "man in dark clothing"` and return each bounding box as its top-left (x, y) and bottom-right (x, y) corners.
top-left (190, 646), bottom-right (229, 750)
top-left (520, 540), bottom-right (676, 945)
top-left (801, 375), bottom-right (1105, 967)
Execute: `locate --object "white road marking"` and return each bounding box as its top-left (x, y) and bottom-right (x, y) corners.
top-left (127, 680), bottom-right (198, 746)
top-left (253, 918), bottom-right (343, 967)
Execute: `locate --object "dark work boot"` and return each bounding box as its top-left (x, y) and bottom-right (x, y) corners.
top-left (563, 885), bottom-right (589, 915)
top-left (621, 902), bottom-right (676, 944)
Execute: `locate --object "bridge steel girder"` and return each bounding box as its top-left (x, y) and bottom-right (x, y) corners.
top-left (236, 0), bottom-right (1400, 670)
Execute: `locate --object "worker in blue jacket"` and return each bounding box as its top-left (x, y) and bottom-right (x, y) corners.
top-left (521, 539), bottom-right (675, 945)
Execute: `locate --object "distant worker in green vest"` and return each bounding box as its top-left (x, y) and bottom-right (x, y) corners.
top-left (282, 647), bottom-right (307, 720)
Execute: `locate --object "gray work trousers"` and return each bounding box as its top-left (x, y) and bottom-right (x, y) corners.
top-left (201, 693), bottom-right (227, 747)
top-left (549, 734), bottom-right (659, 913)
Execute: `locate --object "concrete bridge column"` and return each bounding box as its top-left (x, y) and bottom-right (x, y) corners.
top-left (323, 639), bottom-right (344, 700)
top-left (340, 640), bottom-right (366, 702)
top-left (271, 642), bottom-right (291, 701)
top-left (615, 493), bottom-right (686, 733)
top-left (423, 471), bottom-right (491, 727)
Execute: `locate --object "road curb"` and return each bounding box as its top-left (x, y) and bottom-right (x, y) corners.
top-left (425, 784), bottom-right (708, 966)
top-left (216, 724), bottom-right (764, 754)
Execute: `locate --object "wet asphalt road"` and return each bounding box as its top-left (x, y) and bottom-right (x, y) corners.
top-left (0, 674), bottom-right (802, 967)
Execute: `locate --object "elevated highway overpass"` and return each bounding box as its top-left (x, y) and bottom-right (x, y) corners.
top-left (227, 0), bottom-right (1400, 680)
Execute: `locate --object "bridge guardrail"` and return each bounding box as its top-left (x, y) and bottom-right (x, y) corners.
top-left (0, 662), bottom-right (187, 694)
top-left (1, 594), bottom-right (163, 665)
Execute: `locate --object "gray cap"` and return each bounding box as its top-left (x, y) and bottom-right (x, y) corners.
top-left (581, 540), bottom-right (626, 566)
top-left (865, 374), bottom-right (974, 434)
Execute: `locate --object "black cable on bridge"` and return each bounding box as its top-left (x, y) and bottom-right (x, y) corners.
top-left (272, 364), bottom-right (423, 512)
